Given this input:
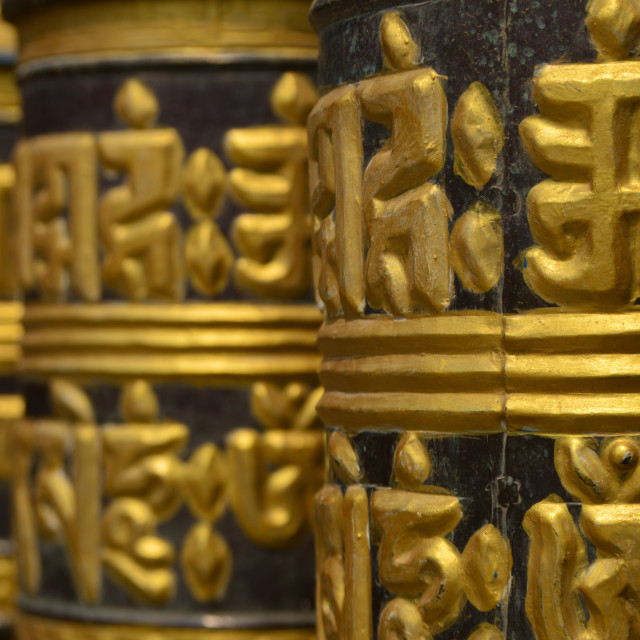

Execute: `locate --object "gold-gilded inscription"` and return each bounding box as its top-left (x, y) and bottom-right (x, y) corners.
top-left (520, 9), bottom-right (640, 308)
top-left (14, 73), bottom-right (316, 303)
top-left (99, 78), bottom-right (184, 301)
top-left (226, 73), bottom-right (317, 299)
top-left (0, 164), bottom-right (17, 297)
top-left (361, 14), bottom-right (452, 315)
top-left (13, 380), bottom-right (100, 603)
top-left (15, 135), bottom-right (100, 301)
top-left (14, 378), bottom-right (321, 605)
top-left (524, 436), bottom-right (640, 640)
top-left (308, 12), bottom-right (505, 318)
top-left (316, 432), bottom-right (511, 640)
top-left (227, 382), bottom-right (323, 548)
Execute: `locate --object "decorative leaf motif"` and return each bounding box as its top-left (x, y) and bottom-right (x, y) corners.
top-left (181, 522), bottom-right (232, 602)
top-left (185, 220), bottom-right (234, 296)
top-left (586, 0), bottom-right (640, 60)
top-left (183, 148), bottom-right (227, 220)
top-left (328, 431), bottom-right (363, 484)
top-left (461, 525), bottom-right (512, 611)
top-left (452, 82), bottom-right (504, 188)
top-left (114, 78), bottom-right (159, 129)
top-left (120, 379), bottom-right (158, 423)
top-left (393, 433), bottom-right (431, 490)
top-left (270, 72), bottom-right (318, 126)
top-left (250, 382), bottom-right (322, 431)
top-left (51, 378), bottom-right (95, 423)
top-left (450, 201), bottom-right (504, 293)
top-left (183, 444), bottom-right (227, 522)
top-left (380, 12), bottom-right (419, 71)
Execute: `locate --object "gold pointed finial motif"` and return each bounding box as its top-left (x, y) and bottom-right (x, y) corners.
top-left (586, 0), bottom-right (640, 59)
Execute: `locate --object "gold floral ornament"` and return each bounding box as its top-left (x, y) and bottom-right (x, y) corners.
top-left (315, 432), bottom-right (511, 640)
top-left (99, 78), bottom-right (184, 301)
top-left (183, 148), bottom-right (233, 296)
top-left (225, 72), bottom-right (317, 300)
top-left (227, 382), bottom-right (324, 548)
top-left (524, 435), bottom-right (640, 640)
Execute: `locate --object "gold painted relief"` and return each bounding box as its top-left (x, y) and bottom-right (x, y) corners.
top-left (183, 148), bottom-right (233, 297)
top-left (316, 432), bottom-right (511, 640)
top-left (21, 303), bottom-right (321, 383)
top-left (13, 379), bottom-right (322, 605)
top-left (361, 14), bottom-right (451, 316)
top-left (520, 1), bottom-right (640, 308)
top-left (0, 164), bottom-right (18, 297)
top-left (227, 382), bottom-right (323, 548)
top-left (226, 72), bottom-right (317, 299)
top-left (450, 202), bottom-right (504, 294)
top-left (525, 436), bottom-right (640, 640)
top-left (14, 134), bottom-right (100, 301)
top-left (13, 0), bottom-right (318, 70)
top-left (13, 382), bottom-right (100, 603)
top-left (308, 13), bottom-right (505, 318)
top-left (452, 82), bottom-right (503, 189)
top-left (14, 73), bottom-right (316, 303)
top-left (16, 614), bottom-right (317, 640)
top-left (99, 78), bottom-right (184, 301)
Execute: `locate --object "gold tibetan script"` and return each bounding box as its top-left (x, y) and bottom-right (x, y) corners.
top-left (227, 382), bottom-right (323, 549)
top-left (525, 436), bottom-right (640, 640)
top-left (14, 379), bottom-right (322, 605)
top-left (14, 74), bottom-right (316, 302)
top-left (519, 0), bottom-right (640, 308)
top-left (316, 432), bottom-right (511, 640)
top-left (99, 79), bottom-right (184, 301)
top-left (308, 12), bottom-right (505, 318)
top-left (14, 135), bottom-right (100, 301)
top-left (227, 72), bottom-right (317, 299)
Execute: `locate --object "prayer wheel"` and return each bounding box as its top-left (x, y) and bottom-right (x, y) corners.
top-left (4, 1), bottom-right (322, 638)
top-left (309, 1), bottom-right (640, 639)
top-left (0, 7), bottom-right (20, 638)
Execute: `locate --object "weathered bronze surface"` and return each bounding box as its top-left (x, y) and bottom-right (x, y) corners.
top-left (309, 1), bottom-right (640, 639)
top-left (5, 0), bottom-right (321, 637)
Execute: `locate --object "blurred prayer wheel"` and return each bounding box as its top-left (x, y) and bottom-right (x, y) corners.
top-left (4, 1), bottom-right (321, 638)
top-left (309, 1), bottom-right (640, 639)
top-left (0, 7), bottom-right (20, 637)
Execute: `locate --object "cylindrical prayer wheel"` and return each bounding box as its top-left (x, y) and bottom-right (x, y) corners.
top-left (4, 1), bottom-right (322, 638)
top-left (0, 7), bottom-right (21, 637)
top-left (309, 1), bottom-right (640, 639)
